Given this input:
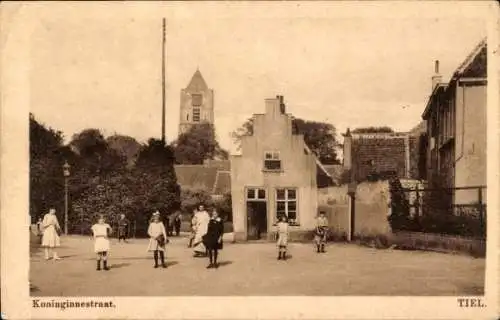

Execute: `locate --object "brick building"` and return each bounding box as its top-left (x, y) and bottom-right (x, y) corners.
top-left (421, 39), bottom-right (487, 205)
top-left (342, 128), bottom-right (423, 182)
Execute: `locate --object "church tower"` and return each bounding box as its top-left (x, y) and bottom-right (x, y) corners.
top-left (178, 69), bottom-right (214, 135)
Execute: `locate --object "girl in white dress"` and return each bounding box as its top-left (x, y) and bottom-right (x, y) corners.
top-left (276, 214), bottom-right (289, 261)
top-left (192, 205), bottom-right (210, 257)
top-left (147, 211), bottom-right (168, 268)
top-left (41, 208), bottom-right (62, 260)
top-left (91, 215), bottom-right (112, 271)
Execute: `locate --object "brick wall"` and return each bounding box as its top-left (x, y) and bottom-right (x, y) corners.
top-left (351, 137), bottom-right (407, 181)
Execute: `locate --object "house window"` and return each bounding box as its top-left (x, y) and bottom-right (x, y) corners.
top-left (276, 188), bottom-right (297, 224)
top-left (192, 94), bottom-right (202, 107)
top-left (246, 188), bottom-right (266, 200)
top-left (193, 107), bottom-right (201, 122)
top-left (264, 151), bottom-right (281, 171)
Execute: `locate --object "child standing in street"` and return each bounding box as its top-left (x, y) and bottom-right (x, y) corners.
top-left (91, 215), bottom-right (113, 271)
top-left (147, 211), bottom-right (168, 268)
top-left (314, 211), bottom-right (329, 253)
top-left (276, 215), bottom-right (289, 261)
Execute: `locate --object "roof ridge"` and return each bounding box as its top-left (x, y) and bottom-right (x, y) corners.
top-left (455, 38), bottom-right (487, 76)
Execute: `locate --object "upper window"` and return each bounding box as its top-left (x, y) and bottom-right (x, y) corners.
top-left (276, 188), bottom-right (298, 225)
top-left (264, 151), bottom-right (281, 171)
top-left (193, 107), bottom-right (201, 122)
top-left (192, 94), bottom-right (202, 107)
top-left (246, 188), bottom-right (266, 200)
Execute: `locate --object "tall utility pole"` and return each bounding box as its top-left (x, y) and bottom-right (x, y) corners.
top-left (161, 17), bottom-right (166, 144)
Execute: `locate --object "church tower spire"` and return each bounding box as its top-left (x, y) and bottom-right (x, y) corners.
top-left (178, 69), bottom-right (214, 135)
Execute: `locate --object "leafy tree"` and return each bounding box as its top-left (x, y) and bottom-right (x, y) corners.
top-left (70, 138), bottom-right (181, 237)
top-left (352, 126), bottom-right (395, 134)
top-left (69, 128), bottom-right (126, 174)
top-left (231, 117), bottom-right (341, 165)
top-left (106, 134), bottom-right (142, 168)
top-left (29, 114), bottom-right (67, 221)
top-left (172, 123), bottom-right (229, 164)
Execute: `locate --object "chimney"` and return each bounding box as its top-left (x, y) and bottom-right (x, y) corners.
top-left (277, 95), bottom-right (286, 114)
top-left (431, 60), bottom-right (442, 90)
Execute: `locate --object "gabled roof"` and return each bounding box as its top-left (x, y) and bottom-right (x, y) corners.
top-left (454, 38), bottom-right (487, 78)
top-left (422, 39), bottom-right (487, 120)
top-left (186, 69), bottom-right (209, 92)
top-left (322, 164), bottom-right (345, 184)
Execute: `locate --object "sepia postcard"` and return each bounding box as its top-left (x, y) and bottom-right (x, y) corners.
top-left (1, 1), bottom-right (499, 319)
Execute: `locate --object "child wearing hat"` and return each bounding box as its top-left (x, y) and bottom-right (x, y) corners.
top-left (147, 211), bottom-right (168, 268)
top-left (91, 215), bottom-right (113, 271)
top-left (276, 214), bottom-right (289, 261)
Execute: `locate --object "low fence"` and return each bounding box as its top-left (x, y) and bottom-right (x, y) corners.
top-left (397, 185), bottom-right (486, 239)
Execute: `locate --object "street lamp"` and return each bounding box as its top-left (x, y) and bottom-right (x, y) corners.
top-left (63, 161), bottom-right (71, 235)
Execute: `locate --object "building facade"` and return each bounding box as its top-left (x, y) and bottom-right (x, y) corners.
top-left (230, 96), bottom-right (333, 241)
top-left (342, 129), bottom-right (422, 182)
top-left (178, 69), bottom-right (214, 135)
top-left (422, 39), bottom-right (487, 205)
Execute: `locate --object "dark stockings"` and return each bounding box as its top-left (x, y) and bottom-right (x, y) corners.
top-left (154, 250), bottom-right (166, 268)
top-left (97, 252), bottom-right (109, 271)
top-left (207, 249), bottom-right (218, 268)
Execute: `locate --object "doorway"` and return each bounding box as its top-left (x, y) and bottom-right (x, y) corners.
top-left (247, 201), bottom-right (267, 240)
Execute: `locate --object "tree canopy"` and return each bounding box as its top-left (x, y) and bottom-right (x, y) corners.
top-left (231, 117), bottom-right (341, 165)
top-left (172, 123), bottom-right (229, 164)
top-left (30, 115), bottom-right (181, 236)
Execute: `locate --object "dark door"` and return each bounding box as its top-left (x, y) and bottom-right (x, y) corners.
top-left (247, 201), bottom-right (267, 240)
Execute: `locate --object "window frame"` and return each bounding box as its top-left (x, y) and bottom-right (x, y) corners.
top-left (263, 151), bottom-right (282, 171)
top-left (192, 107), bottom-right (201, 122)
top-left (275, 187), bottom-right (298, 225)
top-left (191, 94), bottom-right (203, 107)
top-left (246, 187), bottom-right (267, 201)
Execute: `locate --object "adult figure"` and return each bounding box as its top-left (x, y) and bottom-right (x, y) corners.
top-left (173, 211), bottom-right (182, 237)
top-left (192, 204), bottom-right (210, 257)
top-left (41, 208), bottom-right (62, 260)
top-left (314, 211), bottom-right (329, 253)
top-left (188, 208), bottom-right (198, 248)
top-left (202, 209), bottom-right (224, 269)
top-left (117, 214), bottom-right (130, 243)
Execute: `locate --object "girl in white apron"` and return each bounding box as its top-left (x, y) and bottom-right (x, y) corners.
top-left (276, 215), bottom-right (289, 261)
top-left (41, 208), bottom-right (62, 260)
top-left (91, 215), bottom-right (112, 271)
top-left (147, 211), bottom-right (168, 268)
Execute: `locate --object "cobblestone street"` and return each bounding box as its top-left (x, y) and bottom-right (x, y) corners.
top-left (30, 235), bottom-right (485, 296)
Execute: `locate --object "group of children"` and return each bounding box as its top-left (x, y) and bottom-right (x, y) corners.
top-left (275, 211), bottom-right (329, 260)
top-left (37, 207), bottom-right (330, 271)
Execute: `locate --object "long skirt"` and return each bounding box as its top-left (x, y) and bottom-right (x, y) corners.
top-left (147, 238), bottom-right (165, 252)
top-left (41, 226), bottom-right (60, 248)
top-left (276, 233), bottom-right (288, 247)
top-left (94, 237), bottom-right (110, 253)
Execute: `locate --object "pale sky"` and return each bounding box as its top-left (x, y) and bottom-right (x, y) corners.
top-left (24, 2), bottom-right (489, 154)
